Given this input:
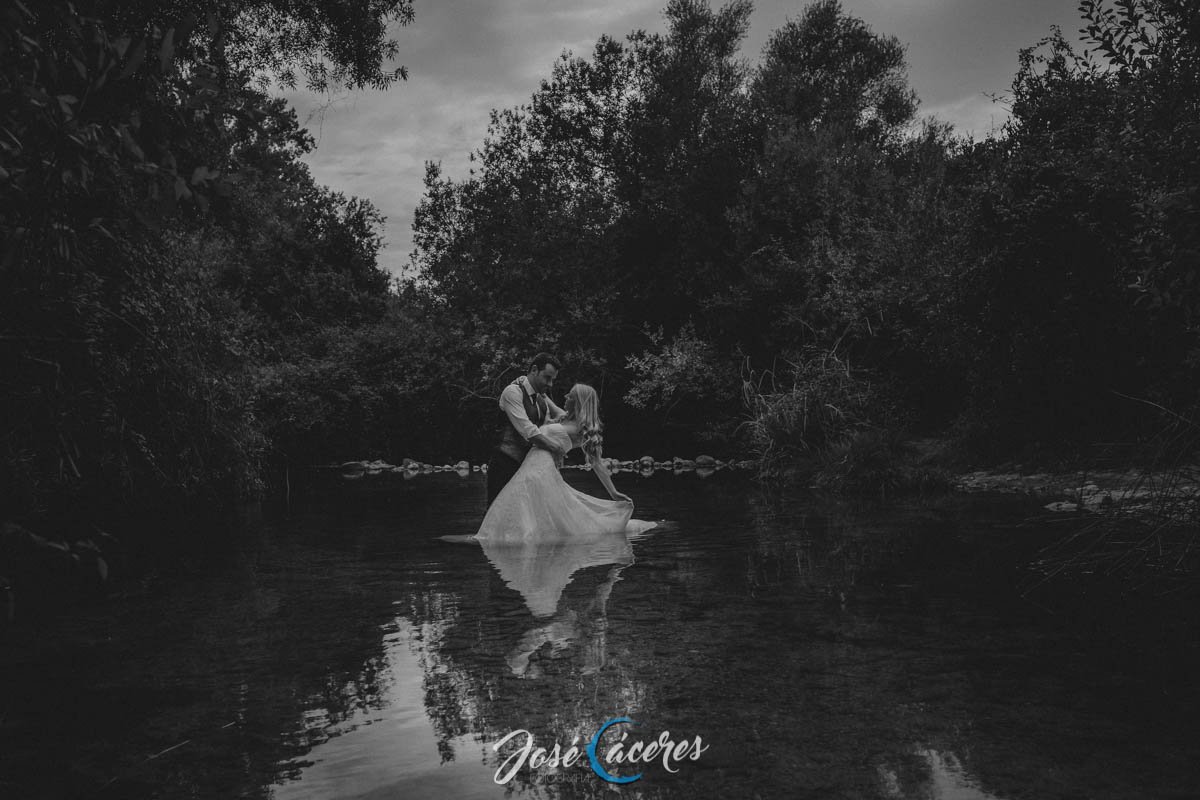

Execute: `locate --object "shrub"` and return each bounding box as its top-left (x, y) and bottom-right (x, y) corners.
top-left (741, 347), bottom-right (884, 472)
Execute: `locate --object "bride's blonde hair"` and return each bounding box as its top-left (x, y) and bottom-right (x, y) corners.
top-left (567, 383), bottom-right (603, 457)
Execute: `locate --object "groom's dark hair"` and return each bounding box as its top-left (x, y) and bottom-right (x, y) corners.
top-left (530, 352), bottom-right (561, 372)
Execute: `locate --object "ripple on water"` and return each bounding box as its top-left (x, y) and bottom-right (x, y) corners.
top-left (0, 472), bottom-right (1197, 799)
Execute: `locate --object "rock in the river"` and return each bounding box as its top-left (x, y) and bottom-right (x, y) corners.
top-left (695, 455), bottom-right (716, 467)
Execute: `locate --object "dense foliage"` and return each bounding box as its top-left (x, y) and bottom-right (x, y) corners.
top-left (4, 0), bottom-right (1199, 523)
top-left (0, 0), bottom-right (414, 520)
top-left (411, 0), bottom-right (1200, 467)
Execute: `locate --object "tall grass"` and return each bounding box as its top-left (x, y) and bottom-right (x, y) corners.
top-left (1028, 398), bottom-right (1200, 591)
top-left (740, 347), bottom-right (879, 475)
top-left (740, 347), bottom-right (950, 495)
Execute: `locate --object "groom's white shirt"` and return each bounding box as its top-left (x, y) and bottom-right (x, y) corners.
top-left (499, 375), bottom-right (565, 444)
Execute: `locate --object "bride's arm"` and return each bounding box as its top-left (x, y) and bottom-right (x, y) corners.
top-left (587, 446), bottom-right (632, 503)
top-left (529, 430), bottom-right (566, 458)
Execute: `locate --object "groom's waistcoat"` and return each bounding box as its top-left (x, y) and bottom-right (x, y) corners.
top-left (497, 379), bottom-right (547, 461)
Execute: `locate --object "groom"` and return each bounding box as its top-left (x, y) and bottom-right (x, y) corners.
top-left (486, 352), bottom-right (568, 507)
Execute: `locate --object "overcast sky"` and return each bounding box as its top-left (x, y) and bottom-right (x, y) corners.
top-left (281, 0), bottom-right (1084, 279)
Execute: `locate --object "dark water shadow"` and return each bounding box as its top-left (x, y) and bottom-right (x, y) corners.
top-left (0, 472), bottom-right (1197, 799)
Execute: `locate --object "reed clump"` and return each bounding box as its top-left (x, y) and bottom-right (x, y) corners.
top-left (741, 348), bottom-right (877, 472)
top-left (741, 348), bottom-right (947, 495)
top-left (1029, 401), bottom-right (1200, 591)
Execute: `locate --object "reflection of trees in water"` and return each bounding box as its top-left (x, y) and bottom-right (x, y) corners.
top-left (174, 558), bottom-right (405, 798)
top-left (264, 486), bottom-right (1196, 799)
top-left (743, 490), bottom-right (951, 590)
top-left (298, 487), bottom-right (1199, 799)
top-left (740, 492), bottom-right (1200, 800)
top-left (383, 493), bottom-right (960, 797)
top-left (0, 522), bottom-right (411, 800)
top-left (382, 485), bottom-right (1193, 798)
top-left (13, 485), bottom-right (1196, 798)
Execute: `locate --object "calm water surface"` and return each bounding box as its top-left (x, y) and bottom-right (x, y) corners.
top-left (1, 472), bottom-right (1198, 799)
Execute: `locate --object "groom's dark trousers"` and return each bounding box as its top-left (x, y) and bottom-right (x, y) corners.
top-left (485, 450), bottom-right (522, 507)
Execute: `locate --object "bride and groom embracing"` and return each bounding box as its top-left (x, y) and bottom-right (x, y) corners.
top-left (475, 353), bottom-right (654, 542)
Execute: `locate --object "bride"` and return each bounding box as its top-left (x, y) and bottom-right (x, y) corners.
top-left (474, 383), bottom-right (654, 542)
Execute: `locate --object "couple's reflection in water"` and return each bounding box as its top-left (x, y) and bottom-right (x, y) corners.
top-left (447, 528), bottom-right (641, 679)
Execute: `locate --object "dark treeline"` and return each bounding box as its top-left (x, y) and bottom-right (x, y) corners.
top-left (3, 0), bottom-right (1199, 523)
top-left (1, 0), bottom-right (417, 522)
top-left (408, 0), bottom-right (1200, 478)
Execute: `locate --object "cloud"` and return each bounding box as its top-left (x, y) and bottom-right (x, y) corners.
top-left (922, 92), bottom-right (1012, 140)
top-left (283, 0), bottom-right (665, 277)
top-left (281, 0), bottom-right (1083, 279)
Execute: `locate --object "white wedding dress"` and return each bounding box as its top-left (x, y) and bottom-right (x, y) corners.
top-left (475, 423), bottom-right (656, 542)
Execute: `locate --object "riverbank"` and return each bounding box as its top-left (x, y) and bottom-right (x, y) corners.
top-left (795, 433), bottom-right (1200, 520)
top-left (954, 465), bottom-right (1200, 515)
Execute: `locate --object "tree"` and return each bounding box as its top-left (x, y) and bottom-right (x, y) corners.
top-left (408, 2), bottom-right (768, 449)
top-left (725, 0), bottom-right (922, 355)
top-left (751, 0), bottom-right (915, 140)
top-left (952, 1), bottom-right (1200, 447)
top-left (0, 0), bottom-right (413, 517)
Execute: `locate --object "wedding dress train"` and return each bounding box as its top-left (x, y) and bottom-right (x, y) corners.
top-left (475, 423), bottom-right (656, 542)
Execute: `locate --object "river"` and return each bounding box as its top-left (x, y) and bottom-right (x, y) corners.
top-left (1, 470), bottom-right (1197, 799)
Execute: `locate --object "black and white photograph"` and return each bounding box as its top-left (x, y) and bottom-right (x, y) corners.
top-left (2, 0), bottom-right (1199, 797)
